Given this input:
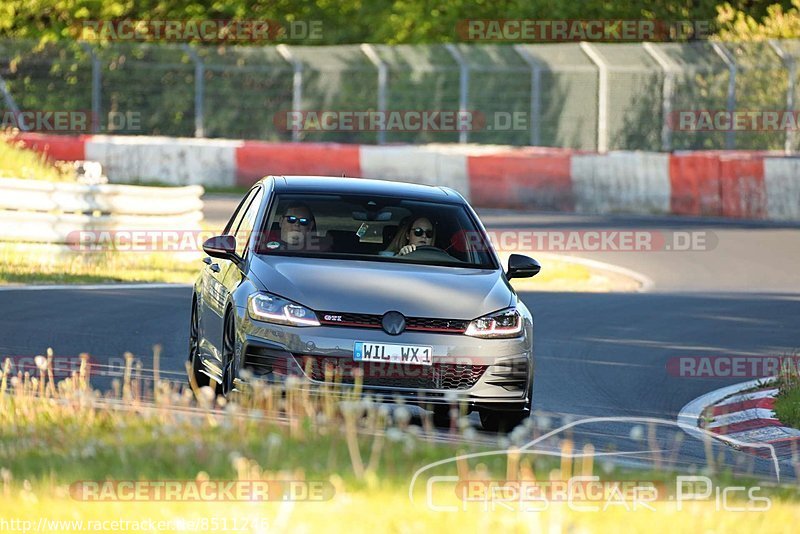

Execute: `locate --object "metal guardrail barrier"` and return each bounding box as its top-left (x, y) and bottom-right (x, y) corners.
top-left (0, 178), bottom-right (204, 245)
top-left (1, 39), bottom-right (800, 151)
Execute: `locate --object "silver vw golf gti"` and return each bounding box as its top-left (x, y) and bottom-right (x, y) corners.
top-left (189, 176), bottom-right (540, 431)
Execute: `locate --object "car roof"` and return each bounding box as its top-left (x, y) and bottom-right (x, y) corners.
top-left (261, 175), bottom-right (463, 203)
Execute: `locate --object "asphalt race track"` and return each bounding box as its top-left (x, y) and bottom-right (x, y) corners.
top-left (2, 205), bottom-right (799, 481)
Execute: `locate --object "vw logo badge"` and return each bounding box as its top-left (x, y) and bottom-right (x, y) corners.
top-left (381, 311), bottom-right (406, 335)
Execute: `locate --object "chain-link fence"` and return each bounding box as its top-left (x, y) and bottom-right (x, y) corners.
top-left (2, 39), bottom-right (800, 151)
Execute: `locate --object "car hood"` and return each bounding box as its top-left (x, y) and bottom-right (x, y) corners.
top-left (249, 255), bottom-right (513, 320)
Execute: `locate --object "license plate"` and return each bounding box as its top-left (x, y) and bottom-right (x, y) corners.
top-left (353, 341), bottom-right (433, 366)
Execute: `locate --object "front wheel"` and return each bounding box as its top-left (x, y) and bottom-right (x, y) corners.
top-left (431, 405), bottom-right (453, 428)
top-left (188, 299), bottom-right (210, 388)
top-left (220, 310), bottom-right (237, 397)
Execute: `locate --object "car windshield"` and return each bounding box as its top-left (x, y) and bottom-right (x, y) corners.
top-left (253, 193), bottom-right (496, 269)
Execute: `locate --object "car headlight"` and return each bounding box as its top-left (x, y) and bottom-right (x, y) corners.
top-left (465, 308), bottom-right (523, 339)
top-left (248, 293), bottom-right (320, 327)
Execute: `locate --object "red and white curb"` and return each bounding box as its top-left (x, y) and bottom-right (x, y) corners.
top-left (678, 378), bottom-right (800, 460)
top-left (12, 133), bottom-right (800, 221)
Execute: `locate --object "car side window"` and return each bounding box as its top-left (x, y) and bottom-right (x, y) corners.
top-left (233, 188), bottom-right (264, 257)
top-left (223, 188), bottom-right (259, 236)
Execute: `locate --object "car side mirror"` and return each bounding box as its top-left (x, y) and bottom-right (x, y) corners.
top-left (202, 235), bottom-right (241, 264)
top-left (507, 254), bottom-right (541, 279)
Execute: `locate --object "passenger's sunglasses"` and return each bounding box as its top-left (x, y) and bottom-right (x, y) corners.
top-left (283, 215), bottom-right (312, 226)
top-left (412, 227), bottom-right (434, 238)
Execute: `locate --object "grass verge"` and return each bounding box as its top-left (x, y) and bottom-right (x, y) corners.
top-left (502, 253), bottom-right (644, 292)
top-left (774, 354), bottom-right (800, 429)
top-left (0, 351), bottom-right (796, 532)
top-left (0, 131), bottom-right (75, 181)
top-left (0, 244), bottom-right (200, 284)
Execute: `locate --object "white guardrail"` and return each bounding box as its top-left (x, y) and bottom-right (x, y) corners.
top-left (0, 177), bottom-right (204, 245)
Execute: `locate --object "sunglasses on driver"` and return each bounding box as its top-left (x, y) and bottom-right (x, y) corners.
top-left (412, 227), bottom-right (434, 238)
top-left (283, 215), bottom-right (312, 226)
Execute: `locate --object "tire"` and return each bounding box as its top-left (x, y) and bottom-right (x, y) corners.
top-left (188, 298), bottom-right (210, 388)
top-left (220, 309), bottom-right (237, 397)
top-left (431, 405), bottom-right (452, 428)
top-left (479, 409), bottom-right (529, 433)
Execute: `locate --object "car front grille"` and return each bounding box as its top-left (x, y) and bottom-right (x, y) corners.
top-left (405, 316), bottom-right (470, 333)
top-left (317, 312), bottom-right (468, 334)
top-left (293, 354), bottom-right (486, 390)
top-left (318, 312), bottom-right (382, 329)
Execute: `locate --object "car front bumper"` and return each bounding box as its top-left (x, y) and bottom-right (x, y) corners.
top-left (232, 307), bottom-right (534, 411)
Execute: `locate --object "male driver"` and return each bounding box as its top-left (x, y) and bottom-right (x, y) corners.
top-left (279, 202), bottom-right (316, 249)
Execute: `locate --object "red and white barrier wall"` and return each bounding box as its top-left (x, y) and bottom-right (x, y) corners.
top-left (13, 133), bottom-right (800, 220)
